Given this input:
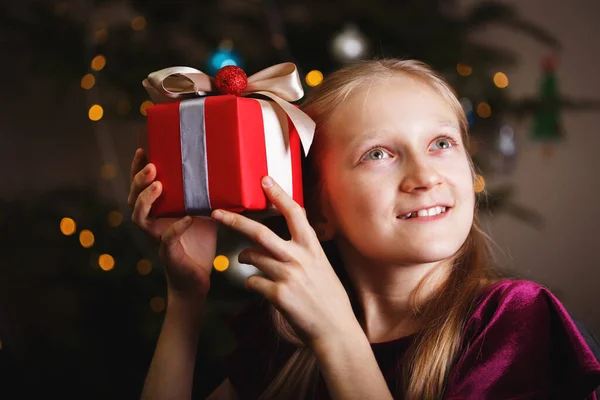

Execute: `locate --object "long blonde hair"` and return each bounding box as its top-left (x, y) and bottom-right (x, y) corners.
top-left (258, 59), bottom-right (504, 400)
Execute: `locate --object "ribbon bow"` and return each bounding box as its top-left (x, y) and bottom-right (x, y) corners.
top-left (142, 62), bottom-right (315, 155)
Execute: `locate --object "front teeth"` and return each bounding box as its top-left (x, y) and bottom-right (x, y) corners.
top-left (403, 206), bottom-right (446, 219)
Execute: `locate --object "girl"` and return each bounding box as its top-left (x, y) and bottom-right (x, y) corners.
top-left (129, 59), bottom-right (600, 399)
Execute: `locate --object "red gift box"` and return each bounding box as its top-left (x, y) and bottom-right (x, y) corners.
top-left (145, 95), bottom-right (305, 217)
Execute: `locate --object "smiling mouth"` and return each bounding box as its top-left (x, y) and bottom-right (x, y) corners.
top-left (397, 206), bottom-right (451, 220)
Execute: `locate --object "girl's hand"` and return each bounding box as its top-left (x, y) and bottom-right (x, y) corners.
top-left (129, 148), bottom-right (218, 300)
top-left (210, 176), bottom-right (358, 349)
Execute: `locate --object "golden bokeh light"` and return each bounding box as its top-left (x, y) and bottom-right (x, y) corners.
top-left (131, 16), bottom-right (147, 31)
top-left (305, 70), bottom-right (324, 87)
top-left (474, 175), bottom-right (486, 193)
top-left (99, 254), bottom-right (115, 271)
top-left (94, 29), bottom-right (108, 44)
top-left (91, 55), bottom-right (106, 71)
top-left (81, 73), bottom-right (95, 90)
top-left (493, 72), bottom-right (509, 88)
top-left (476, 102), bottom-right (492, 118)
top-left (468, 139), bottom-right (479, 156)
top-left (213, 255), bottom-right (229, 272)
top-left (137, 259), bottom-right (152, 276)
top-left (117, 99), bottom-right (131, 115)
top-left (140, 100), bottom-right (153, 116)
top-left (457, 63), bottom-right (473, 76)
top-left (107, 211), bottom-right (123, 227)
top-left (271, 34), bottom-right (286, 49)
top-left (0, 339), bottom-right (3, 350)
top-left (60, 217), bottom-right (76, 236)
top-left (150, 297), bottom-right (166, 313)
top-left (79, 230), bottom-right (95, 248)
top-left (100, 164), bottom-right (116, 180)
top-left (88, 104), bottom-right (104, 121)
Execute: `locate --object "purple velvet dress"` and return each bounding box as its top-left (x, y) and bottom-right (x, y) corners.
top-left (226, 280), bottom-right (600, 399)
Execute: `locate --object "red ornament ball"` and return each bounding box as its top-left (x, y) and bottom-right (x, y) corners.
top-left (214, 65), bottom-right (248, 96)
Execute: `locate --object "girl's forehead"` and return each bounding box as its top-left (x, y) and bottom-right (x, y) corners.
top-left (327, 78), bottom-right (458, 140)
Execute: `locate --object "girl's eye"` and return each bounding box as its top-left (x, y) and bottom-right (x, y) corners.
top-left (363, 148), bottom-right (391, 161)
top-left (430, 137), bottom-right (454, 150)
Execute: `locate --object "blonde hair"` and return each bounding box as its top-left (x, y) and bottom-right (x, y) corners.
top-left (258, 59), bottom-right (504, 399)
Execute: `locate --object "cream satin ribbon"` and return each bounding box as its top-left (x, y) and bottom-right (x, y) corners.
top-left (142, 62), bottom-right (315, 155)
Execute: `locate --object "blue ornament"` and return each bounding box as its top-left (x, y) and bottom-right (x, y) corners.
top-left (208, 49), bottom-right (243, 75)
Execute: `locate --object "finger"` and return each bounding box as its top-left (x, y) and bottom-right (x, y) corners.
top-left (132, 181), bottom-right (162, 236)
top-left (128, 162), bottom-right (156, 207)
top-left (159, 216), bottom-right (194, 263)
top-left (238, 247), bottom-right (285, 281)
top-left (245, 274), bottom-right (278, 301)
top-left (211, 209), bottom-right (291, 262)
top-left (130, 148), bottom-right (147, 182)
top-left (261, 176), bottom-right (315, 245)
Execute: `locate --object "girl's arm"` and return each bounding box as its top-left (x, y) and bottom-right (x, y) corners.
top-left (313, 326), bottom-right (394, 400)
top-left (141, 295), bottom-right (205, 400)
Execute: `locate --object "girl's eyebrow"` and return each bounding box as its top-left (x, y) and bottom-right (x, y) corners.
top-left (348, 121), bottom-right (460, 150)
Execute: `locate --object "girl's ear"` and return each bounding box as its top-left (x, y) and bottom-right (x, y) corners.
top-left (307, 193), bottom-right (337, 242)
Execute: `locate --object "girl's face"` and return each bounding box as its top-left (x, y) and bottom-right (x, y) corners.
top-left (320, 75), bottom-right (474, 264)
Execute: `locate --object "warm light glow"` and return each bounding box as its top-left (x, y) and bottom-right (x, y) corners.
top-left (271, 34), bottom-right (286, 49)
top-left (213, 255), bottom-right (229, 272)
top-left (140, 100), bottom-right (153, 116)
top-left (91, 55), bottom-right (106, 71)
top-left (476, 102), bottom-right (492, 118)
top-left (131, 16), bottom-right (147, 31)
top-left (0, 339), bottom-right (3, 350)
top-left (88, 104), bottom-right (104, 121)
top-left (99, 254), bottom-right (115, 271)
top-left (117, 100), bottom-right (131, 115)
top-left (468, 139), bottom-right (479, 156)
top-left (150, 297), bottom-right (166, 313)
top-left (60, 217), bottom-right (76, 236)
top-left (79, 230), bottom-right (95, 248)
top-left (100, 164), bottom-right (116, 180)
top-left (219, 39), bottom-right (234, 51)
top-left (107, 211), bottom-right (123, 227)
top-left (305, 70), bottom-right (324, 87)
top-left (474, 175), bottom-right (486, 193)
top-left (457, 63), bottom-right (473, 76)
top-left (81, 73), bottom-right (95, 90)
top-left (493, 72), bottom-right (509, 88)
top-left (137, 259), bottom-right (152, 276)
top-left (94, 29), bottom-right (108, 44)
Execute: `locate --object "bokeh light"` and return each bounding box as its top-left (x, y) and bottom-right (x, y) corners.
top-left (60, 217), bottom-right (76, 236)
top-left (79, 230), bottom-right (95, 248)
top-left (476, 102), bottom-right (492, 118)
top-left (493, 72), bottom-right (509, 88)
top-left (81, 74), bottom-right (95, 90)
top-left (137, 259), bottom-right (152, 276)
top-left (213, 255), bottom-right (229, 272)
top-left (107, 211), bottom-right (123, 227)
top-left (99, 254), bottom-right (115, 271)
top-left (91, 55), bottom-right (106, 71)
top-left (88, 104), bottom-right (104, 121)
top-left (150, 297), bottom-right (166, 313)
top-left (100, 164), bottom-right (116, 180)
top-left (131, 16), bottom-right (147, 31)
top-left (117, 100), bottom-right (131, 115)
top-left (94, 28), bottom-right (108, 44)
top-left (474, 175), bottom-right (486, 193)
top-left (457, 63), bottom-right (473, 76)
top-left (140, 100), bottom-right (153, 116)
top-left (305, 70), bottom-right (324, 87)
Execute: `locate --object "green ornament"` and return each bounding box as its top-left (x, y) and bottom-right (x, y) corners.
top-left (531, 55), bottom-right (562, 142)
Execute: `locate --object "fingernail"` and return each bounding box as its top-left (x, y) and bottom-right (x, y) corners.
top-left (262, 176), bottom-right (273, 188)
top-left (212, 210), bottom-right (224, 221)
top-left (184, 216), bottom-right (192, 224)
top-left (143, 165), bottom-right (151, 175)
top-left (150, 182), bottom-right (157, 191)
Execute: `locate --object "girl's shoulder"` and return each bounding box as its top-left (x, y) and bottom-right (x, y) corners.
top-left (445, 279), bottom-right (600, 399)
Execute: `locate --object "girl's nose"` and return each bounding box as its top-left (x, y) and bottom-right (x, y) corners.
top-left (399, 156), bottom-right (443, 193)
